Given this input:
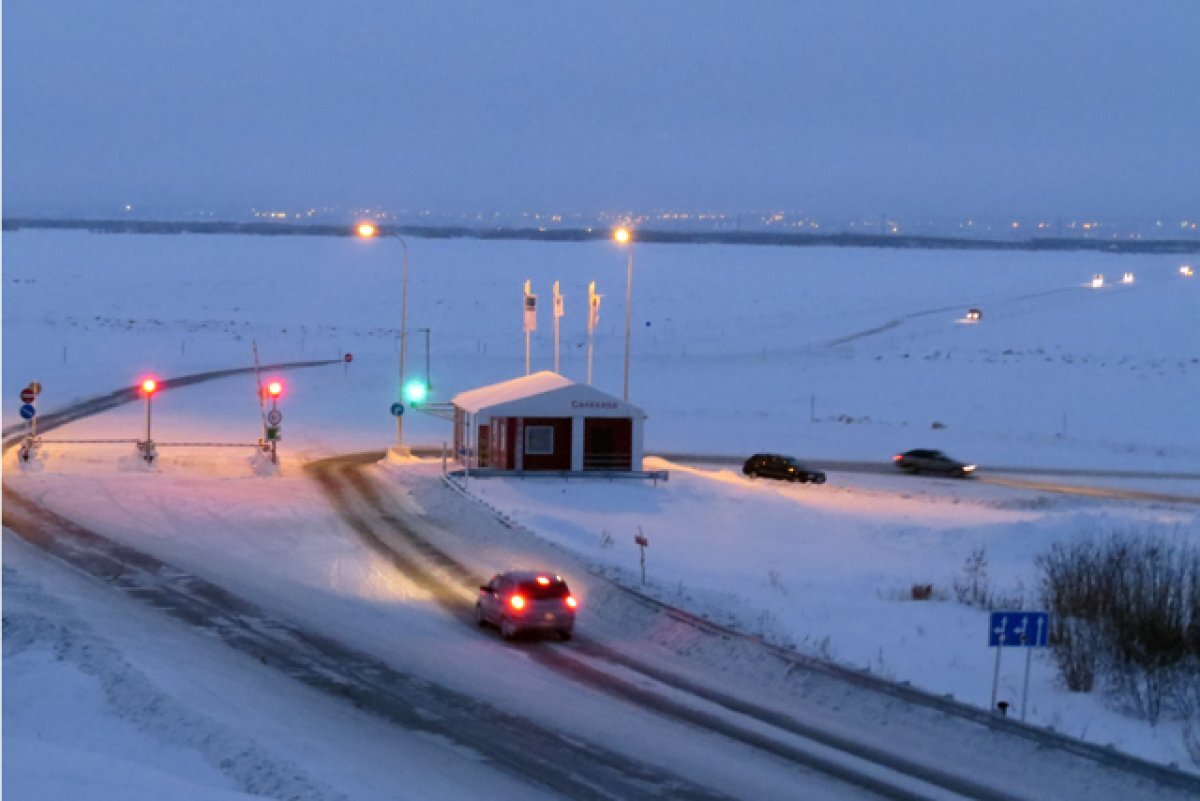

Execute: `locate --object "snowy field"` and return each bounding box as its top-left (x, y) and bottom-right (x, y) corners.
top-left (3, 228), bottom-right (1200, 795)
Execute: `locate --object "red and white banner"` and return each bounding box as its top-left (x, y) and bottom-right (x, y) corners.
top-left (587, 281), bottom-right (602, 332)
top-left (523, 279), bottom-right (537, 333)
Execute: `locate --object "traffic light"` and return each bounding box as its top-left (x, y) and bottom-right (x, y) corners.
top-left (266, 380), bottom-right (283, 399)
top-left (140, 378), bottom-right (158, 395)
top-left (402, 378), bottom-right (429, 406)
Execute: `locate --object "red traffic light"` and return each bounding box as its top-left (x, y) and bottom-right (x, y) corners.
top-left (266, 380), bottom-right (283, 398)
top-left (140, 378), bottom-right (158, 395)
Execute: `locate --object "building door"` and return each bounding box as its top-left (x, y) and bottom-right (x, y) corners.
top-left (583, 418), bottom-right (632, 470)
top-left (478, 424), bottom-right (490, 467)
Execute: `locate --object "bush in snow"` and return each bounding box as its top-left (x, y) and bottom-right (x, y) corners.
top-left (1037, 534), bottom-right (1200, 722)
top-left (953, 547), bottom-right (990, 607)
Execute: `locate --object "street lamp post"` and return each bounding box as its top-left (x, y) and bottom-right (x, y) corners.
top-left (416, 327), bottom-right (432, 390)
top-left (613, 227), bottom-right (633, 401)
top-left (356, 222), bottom-right (411, 455)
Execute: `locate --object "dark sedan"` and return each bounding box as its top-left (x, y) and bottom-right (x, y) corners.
top-left (892, 449), bottom-right (977, 477)
top-left (743, 453), bottom-right (826, 483)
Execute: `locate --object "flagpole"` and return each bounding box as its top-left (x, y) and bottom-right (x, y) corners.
top-left (553, 280), bottom-right (561, 374)
top-left (586, 281), bottom-right (600, 385)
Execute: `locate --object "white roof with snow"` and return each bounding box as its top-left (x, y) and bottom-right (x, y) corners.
top-left (451, 371), bottom-right (644, 418)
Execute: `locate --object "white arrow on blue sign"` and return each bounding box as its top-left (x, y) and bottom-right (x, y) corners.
top-left (19, 404), bottom-right (37, 420)
top-left (390, 403), bottom-right (405, 417)
top-left (989, 611), bottom-right (1049, 648)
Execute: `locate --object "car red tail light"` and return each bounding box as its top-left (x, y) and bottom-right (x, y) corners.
top-left (565, 596), bottom-right (578, 609)
top-left (892, 454), bottom-right (902, 461)
top-left (509, 594), bottom-right (526, 611)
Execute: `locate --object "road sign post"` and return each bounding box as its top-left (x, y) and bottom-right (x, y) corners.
top-left (20, 382), bottom-right (41, 437)
top-left (18, 382), bottom-right (43, 460)
top-left (988, 611), bottom-right (1050, 720)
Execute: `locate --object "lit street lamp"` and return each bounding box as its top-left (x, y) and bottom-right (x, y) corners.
top-left (139, 377), bottom-right (159, 464)
top-left (356, 222), bottom-right (411, 455)
top-left (613, 226), bottom-right (633, 401)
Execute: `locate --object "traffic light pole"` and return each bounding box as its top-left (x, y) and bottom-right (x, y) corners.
top-left (395, 234), bottom-right (410, 456)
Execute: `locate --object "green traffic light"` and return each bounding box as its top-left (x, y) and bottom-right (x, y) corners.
top-left (403, 379), bottom-right (429, 405)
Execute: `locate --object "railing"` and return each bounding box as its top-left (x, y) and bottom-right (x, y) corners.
top-left (583, 453), bottom-right (632, 471)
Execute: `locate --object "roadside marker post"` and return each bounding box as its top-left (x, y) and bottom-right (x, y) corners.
top-left (635, 528), bottom-right (649, 585)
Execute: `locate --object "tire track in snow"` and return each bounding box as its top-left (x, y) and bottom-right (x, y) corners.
top-left (1, 486), bottom-right (733, 801)
top-left (315, 457), bottom-right (1031, 801)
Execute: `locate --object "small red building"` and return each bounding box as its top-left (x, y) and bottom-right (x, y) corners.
top-left (451, 372), bottom-right (646, 472)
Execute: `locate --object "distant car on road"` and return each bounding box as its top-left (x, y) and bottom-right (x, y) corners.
top-left (477, 571), bottom-right (577, 641)
top-left (742, 453), bottom-right (826, 484)
top-left (1091, 273), bottom-right (1105, 288)
top-left (965, 308), bottom-right (983, 322)
top-left (1182, 265), bottom-right (1195, 277)
top-left (892, 449), bottom-right (977, 477)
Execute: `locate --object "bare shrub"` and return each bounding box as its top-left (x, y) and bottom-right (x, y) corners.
top-left (911, 583), bottom-right (933, 601)
top-left (1037, 534), bottom-right (1200, 720)
top-left (953, 548), bottom-right (989, 607)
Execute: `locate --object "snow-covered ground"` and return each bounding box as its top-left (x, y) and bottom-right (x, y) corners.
top-left (3, 229), bottom-right (1199, 795)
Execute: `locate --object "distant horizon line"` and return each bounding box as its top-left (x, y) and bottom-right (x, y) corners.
top-left (6, 216), bottom-right (1199, 256)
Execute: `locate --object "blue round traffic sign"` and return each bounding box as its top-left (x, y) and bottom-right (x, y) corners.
top-left (19, 404), bottom-right (37, 420)
top-left (390, 402), bottom-right (405, 417)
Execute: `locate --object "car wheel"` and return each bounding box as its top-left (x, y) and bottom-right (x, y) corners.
top-left (500, 617), bottom-right (519, 641)
top-left (746, 470), bottom-right (757, 479)
top-left (814, 474), bottom-right (826, 484)
top-left (476, 604), bottom-right (488, 627)
top-left (558, 629), bottom-right (573, 642)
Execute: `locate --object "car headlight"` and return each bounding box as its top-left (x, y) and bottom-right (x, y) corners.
top-left (963, 464), bottom-right (977, 472)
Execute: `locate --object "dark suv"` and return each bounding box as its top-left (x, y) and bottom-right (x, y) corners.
top-left (892, 449), bottom-right (976, 477)
top-left (742, 453), bottom-right (826, 484)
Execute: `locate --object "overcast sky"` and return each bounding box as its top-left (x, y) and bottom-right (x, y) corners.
top-left (4, 1), bottom-right (1198, 220)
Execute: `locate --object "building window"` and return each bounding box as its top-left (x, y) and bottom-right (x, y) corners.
top-left (525, 425), bottom-right (554, 455)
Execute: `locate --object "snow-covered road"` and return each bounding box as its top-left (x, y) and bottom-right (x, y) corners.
top-left (4, 230), bottom-right (1198, 798)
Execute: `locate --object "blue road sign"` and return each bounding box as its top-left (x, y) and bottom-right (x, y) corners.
top-left (989, 611), bottom-right (1050, 648)
top-left (19, 404), bottom-right (37, 420)
top-left (390, 402), bottom-right (405, 417)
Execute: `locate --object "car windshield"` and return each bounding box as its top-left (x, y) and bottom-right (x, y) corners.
top-left (518, 580), bottom-right (569, 600)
